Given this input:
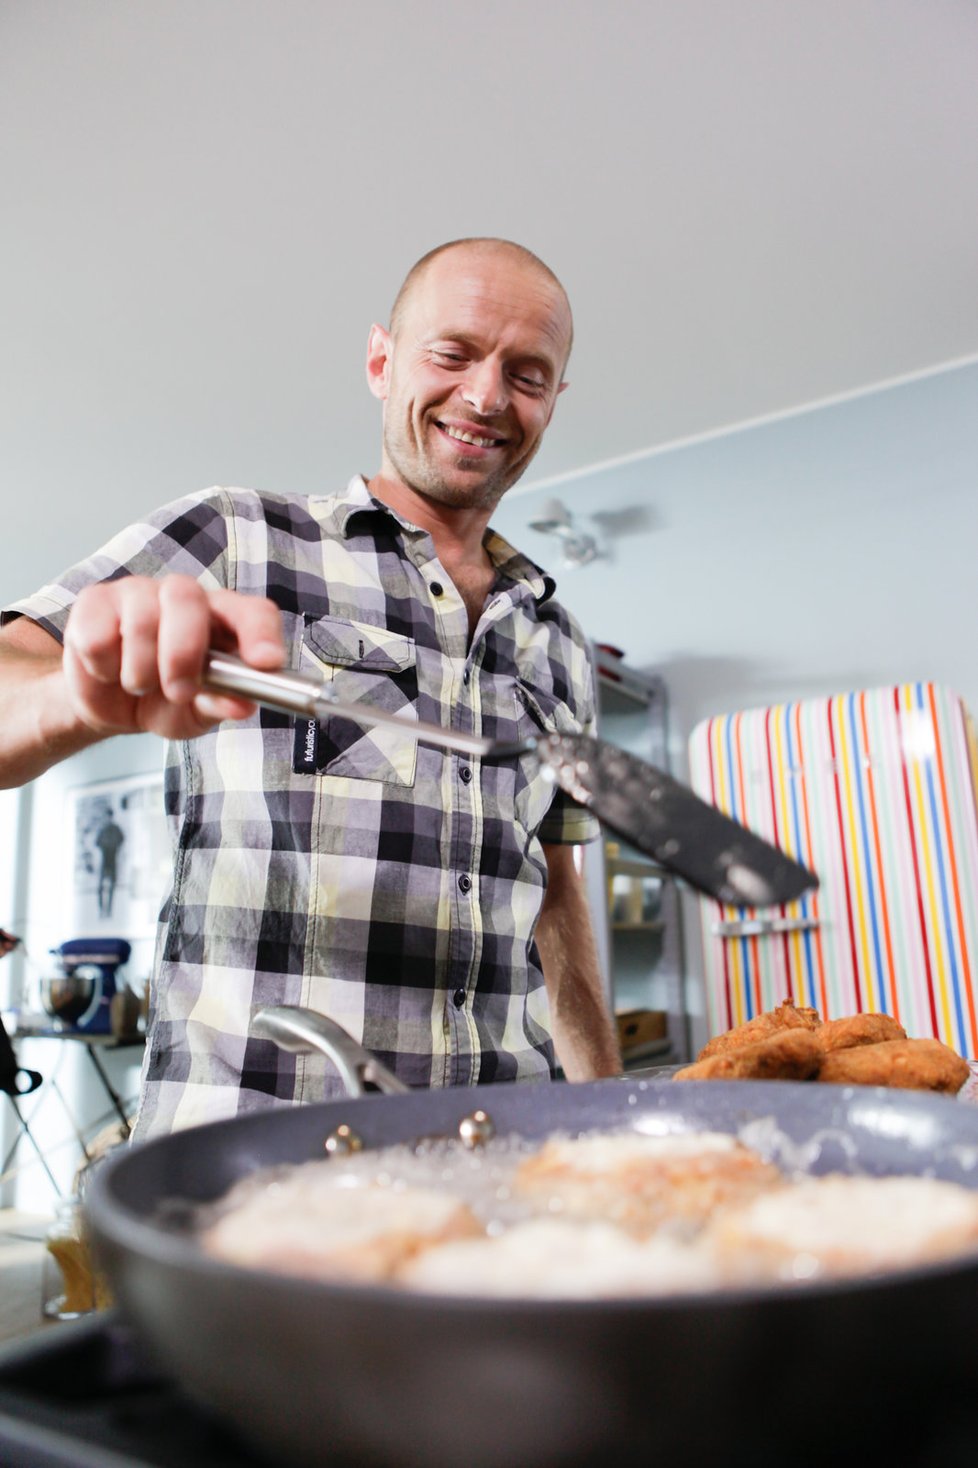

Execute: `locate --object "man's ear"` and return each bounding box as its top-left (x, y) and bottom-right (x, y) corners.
top-left (366, 324), bottom-right (393, 401)
top-left (542, 378), bottom-right (569, 429)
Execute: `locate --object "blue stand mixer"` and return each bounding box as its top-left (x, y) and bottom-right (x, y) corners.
top-left (42, 938), bottom-right (132, 1034)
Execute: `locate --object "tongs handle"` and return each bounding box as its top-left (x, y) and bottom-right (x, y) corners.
top-left (203, 651), bottom-right (510, 760)
top-left (204, 653), bottom-right (325, 719)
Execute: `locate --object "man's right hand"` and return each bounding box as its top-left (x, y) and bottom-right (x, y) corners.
top-left (62, 575), bottom-right (286, 741)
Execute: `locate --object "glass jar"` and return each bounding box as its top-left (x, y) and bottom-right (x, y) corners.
top-left (43, 1197), bottom-right (97, 1320)
top-left (42, 1181), bottom-right (115, 1322)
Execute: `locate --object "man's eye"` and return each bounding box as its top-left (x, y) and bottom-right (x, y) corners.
top-left (512, 372), bottom-right (546, 391)
top-left (432, 351), bottom-right (467, 365)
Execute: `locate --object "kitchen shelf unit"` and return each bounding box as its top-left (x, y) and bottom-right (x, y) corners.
top-left (582, 647), bottom-right (691, 1070)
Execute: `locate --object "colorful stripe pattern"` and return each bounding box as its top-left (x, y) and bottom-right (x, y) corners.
top-left (688, 685), bottom-right (978, 1056)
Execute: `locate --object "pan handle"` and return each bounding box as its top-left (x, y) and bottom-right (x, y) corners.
top-left (252, 1005), bottom-right (409, 1098)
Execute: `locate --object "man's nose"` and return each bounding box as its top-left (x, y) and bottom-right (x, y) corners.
top-left (460, 359), bottom-right (507, 416)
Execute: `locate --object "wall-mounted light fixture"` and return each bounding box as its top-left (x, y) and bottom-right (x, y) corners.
top-left (526, 497), bottom-right (600, 568)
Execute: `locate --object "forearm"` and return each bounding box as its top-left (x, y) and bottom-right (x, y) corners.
top-left (0, 637), bottom-right (105, 788)
top-left (536, 845), bottom-right (621, 1082)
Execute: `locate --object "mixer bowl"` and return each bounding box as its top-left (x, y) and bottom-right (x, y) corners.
top-left (40, 970), bottom-right (98, 1025)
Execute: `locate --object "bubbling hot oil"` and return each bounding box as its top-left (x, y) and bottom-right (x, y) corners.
top-left (181, 1103), bottom-right (978, 1297)
top-left (193, 1130), bottom-right (551, 1238)
top-left (188, 1105), bottom-right (809, 1244)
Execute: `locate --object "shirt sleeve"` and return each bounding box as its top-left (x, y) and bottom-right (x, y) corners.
top-left (538, 795), bottom-right (602, 845)
top-left (1, 488), bottom-right (233, 642)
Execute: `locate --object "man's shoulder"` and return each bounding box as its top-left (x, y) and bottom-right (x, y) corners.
top-left (167, 483), bottom-right (359, 537)
top-left (180, 484), bottom-right (323, 517)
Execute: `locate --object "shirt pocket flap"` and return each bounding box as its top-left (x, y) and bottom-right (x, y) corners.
top-left (516, 681), bottom-right (583, 737)
top-left (306, 616), bottom-right (415, 673)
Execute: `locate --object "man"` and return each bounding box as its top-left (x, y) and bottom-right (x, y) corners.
top-left (0, 238), bottom-right (621, 1137)
top-left (94, 807), bottom-right (125, 917)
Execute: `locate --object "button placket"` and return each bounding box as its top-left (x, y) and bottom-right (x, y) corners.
top-left (443, 618), bottom-right (487, 1077)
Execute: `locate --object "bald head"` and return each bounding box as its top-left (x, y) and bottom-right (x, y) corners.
top-left (390, 238), bottom-right (573, 365)
top-left (367, 236), bottom-right (574, 511)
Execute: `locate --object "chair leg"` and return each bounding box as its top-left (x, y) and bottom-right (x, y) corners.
top-left (2, 1094), bottom-right (64, 1198)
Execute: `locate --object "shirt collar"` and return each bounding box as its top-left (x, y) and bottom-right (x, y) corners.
top-left (321, 475), bottom-right (406, 536)
top-left (320, 475), bottom-right (556, 605)
top-left (483, 528), bottom-right (555, 604)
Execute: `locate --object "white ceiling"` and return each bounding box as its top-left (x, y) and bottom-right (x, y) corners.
top-left (2, 0), bottom-right (977, 596)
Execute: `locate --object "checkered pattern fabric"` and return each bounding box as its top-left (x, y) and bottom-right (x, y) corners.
top-left (4, 477), bottom-right (599, 1137)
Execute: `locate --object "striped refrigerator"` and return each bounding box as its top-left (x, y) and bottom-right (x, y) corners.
top-left (688, 683), bottom-right (978, 1056)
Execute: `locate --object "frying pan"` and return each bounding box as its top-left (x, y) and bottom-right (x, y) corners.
top-left (85, 1007), bottom-right (978, 1468)
top-left (203, 651), bottom-right (817, 907)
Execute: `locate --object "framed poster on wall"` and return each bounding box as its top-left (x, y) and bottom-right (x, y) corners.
top-left (65, 772), bottom-right (170, 941)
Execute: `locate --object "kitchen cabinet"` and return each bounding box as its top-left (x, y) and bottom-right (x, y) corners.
top-left (582, 647), bottom-right (691, 1068)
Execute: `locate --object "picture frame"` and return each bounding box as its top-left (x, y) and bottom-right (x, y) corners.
top-left (65, 772), bottom-right (170, 942)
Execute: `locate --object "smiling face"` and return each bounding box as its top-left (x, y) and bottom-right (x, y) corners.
top-left (367, 243), bottom-right (572, 514)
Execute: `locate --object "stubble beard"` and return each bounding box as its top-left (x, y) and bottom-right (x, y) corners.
top-left (382, 414), bottom-right (535, 514)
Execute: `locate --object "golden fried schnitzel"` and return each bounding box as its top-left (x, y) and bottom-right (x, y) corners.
top-left (815, 1012), bottom-right (906, 1052)
top-left (696, 1000), bottom-right (821, 1061)
top-left (676, 1026), bottom-right (824, 1082)
top-left (817, 1037), bottom-right (970, 1093)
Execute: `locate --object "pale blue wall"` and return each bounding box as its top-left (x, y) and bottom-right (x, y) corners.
top-left (493, 361), bottom-right (978, 775)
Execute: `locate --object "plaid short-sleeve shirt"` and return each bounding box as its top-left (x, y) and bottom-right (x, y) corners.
top-left (5, 477), bottom-right (599, 1136)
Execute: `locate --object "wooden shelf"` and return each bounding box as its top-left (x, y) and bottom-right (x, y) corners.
top-left (622, 1038), bottom-right (673, 1066)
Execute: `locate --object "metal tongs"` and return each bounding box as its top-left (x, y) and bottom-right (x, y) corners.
top-left (203, 651), bottom-right (818, 907)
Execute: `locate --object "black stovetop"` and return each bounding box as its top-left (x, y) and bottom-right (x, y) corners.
top-left (3, 1311), bottom-right (978, 1468)
top-left (0, 1314), bottom-right (272, 1468)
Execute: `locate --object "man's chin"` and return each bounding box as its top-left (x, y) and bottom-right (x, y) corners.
top-left (434, 449), bottom-right (533, 502)
top-left (384, 438), bottom-right (530, 509)
top-left (434, 474), bottom-right (516, 510)
top-left (405, 465), bottom-right (515, 510)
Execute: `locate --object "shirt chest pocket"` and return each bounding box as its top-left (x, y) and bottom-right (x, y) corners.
top-left (513, 681), bottom-right (583, 835)
top-left (295, 616), bottom-right (419, 786)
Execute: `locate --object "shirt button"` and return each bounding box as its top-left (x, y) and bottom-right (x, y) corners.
top-left (430, 581), bottom-right (444, 597)
top-left (452, 988), bottom-right (466, 1009)
top-left (458, 874), bottom-right (472, 893)
top-left (463, 669), bottom-right (470, 685)
top-left (460, 766), bottom-right (472, 784)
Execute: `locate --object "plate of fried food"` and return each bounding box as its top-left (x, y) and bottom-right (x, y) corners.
top-left (675, 999), bottom-right (976, 1096)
